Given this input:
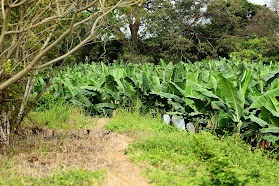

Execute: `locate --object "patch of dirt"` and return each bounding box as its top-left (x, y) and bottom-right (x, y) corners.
top-left (0, 118), bottom-right (149, 185)
top-left (97, 119), bottom-right (149, 186)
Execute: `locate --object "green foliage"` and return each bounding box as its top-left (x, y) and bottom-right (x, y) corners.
top-left (26, 103), bottom-right (93, 129)
top-left (94, 0), bottom-right (276, 63)
top-left (34, 59), bottom-right (279, 145)
top-left (106, 108), bottom-right (176, 134)
top-left (35, 91), bottom-right (58, 111)
top-left (0, 169), bottom-right (106, 186)
top-left (230, 36), bottom-right (279, 63)
top-left (107, 110), bottom-right (279, 185)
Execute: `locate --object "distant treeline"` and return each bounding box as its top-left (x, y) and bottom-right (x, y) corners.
top-left (65, 0), bottom-right (279, 64)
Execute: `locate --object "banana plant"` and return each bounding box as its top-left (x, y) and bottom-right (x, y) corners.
top-left (33, 59), bottom-right (279, 141)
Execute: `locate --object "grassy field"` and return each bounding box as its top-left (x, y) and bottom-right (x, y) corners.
top-left (107, 109), bottom-right (279, 185)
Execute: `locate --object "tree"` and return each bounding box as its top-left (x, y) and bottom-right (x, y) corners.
top-left (0, 0), bottom-right (140, 146)
top-left (107, 0), bottom-right (263, 63)
top-left (113, 0), bottom-right (214, 63)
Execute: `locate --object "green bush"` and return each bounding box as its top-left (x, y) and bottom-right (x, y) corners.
top-left (229, 36), bottom-right (279, 63)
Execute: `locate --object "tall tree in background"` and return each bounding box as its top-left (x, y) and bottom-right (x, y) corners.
top-left (110, 0), bottom-right (265, 63)
top-left (71, 0), bottom-right (276, 63)
top-left (0, 0), bottom-right (140, 146)
top-left (115, 0), bottom-right (213, 63)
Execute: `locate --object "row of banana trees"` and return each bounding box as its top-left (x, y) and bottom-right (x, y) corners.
top-left (33, 58), bottom-right (279, 145)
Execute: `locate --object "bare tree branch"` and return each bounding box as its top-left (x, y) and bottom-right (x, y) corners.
top-left (0, 0), bottom-right (140, 91)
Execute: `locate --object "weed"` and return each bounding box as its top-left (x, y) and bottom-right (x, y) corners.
top-left (0, 169), bottom-right (106, 185)
top-left (25, 103), bottom-right (94, 129)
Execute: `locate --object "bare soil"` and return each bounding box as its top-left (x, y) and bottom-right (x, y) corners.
top-left (0, 118), bottom-right (149, 186)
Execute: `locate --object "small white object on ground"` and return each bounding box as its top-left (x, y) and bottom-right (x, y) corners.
top-left (172, 116), bottom-right (186, 131)
top-left (187, 122), bottom-right (195, 134)
top-left (163, 114), bottom-right (171, 125)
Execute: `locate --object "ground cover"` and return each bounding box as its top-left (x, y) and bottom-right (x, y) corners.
top-left (0, 105), bottom-right (147, 185)
top-left (2, 105), bottom-right (279, 185)
top-left (106, 109), bottom-right (279, 185)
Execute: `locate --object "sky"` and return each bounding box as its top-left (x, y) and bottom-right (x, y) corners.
top-left (248, 0), bottom-right (268, 5)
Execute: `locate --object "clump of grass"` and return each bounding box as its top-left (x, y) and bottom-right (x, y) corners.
top-left (0, 168), bottom-right (106, 186)
top-left (106, 109), bottom-right (279, 185)
top-left (106, 108), bottom-right (176, 134)
top-left (25, 103), bottom-right (94, 129)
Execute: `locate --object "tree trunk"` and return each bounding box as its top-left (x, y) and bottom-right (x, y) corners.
top-left (0, 75), bottom-right (36, 146)
top-left (16, 76), bottom-right (36, 126)
top-left (129, 19), bottom-right (141, 52)
top-left (0, 110), bottom-right (10, 146)
top-left (129, 19), bottom-right (140, 42)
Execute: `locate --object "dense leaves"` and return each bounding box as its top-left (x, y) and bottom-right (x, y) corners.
top-left (34, 59), bottom-right (279, 146)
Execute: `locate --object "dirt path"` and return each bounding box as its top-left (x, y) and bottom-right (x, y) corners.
top-left (96, 118), bottom-right (149, 186)
top-left (1, 118), bottom-right (149, 185)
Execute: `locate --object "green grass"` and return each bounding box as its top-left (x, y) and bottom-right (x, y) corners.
top-left (25, 103), bottom-right (94, 129)
top-left (106, 109), bottom-right (279, 185)
top-left (106, 108), bottom-right (177, 135)
top-left (0, 168), bottom-right (106, 186)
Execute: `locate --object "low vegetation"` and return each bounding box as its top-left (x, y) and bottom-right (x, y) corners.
top-left (26, 102), bottom-right (93, 130)
top-left (0, 169), bottom-right (106, 186)
top-left (107, 109), bottom-right (279, 185)
top-left (0, 104), bottom-right (107, 185)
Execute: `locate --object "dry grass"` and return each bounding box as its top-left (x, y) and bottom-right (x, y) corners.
top-left (1, 117), bottom-right (149, 185)
top-left (1, 119), bottom-right (112, 179)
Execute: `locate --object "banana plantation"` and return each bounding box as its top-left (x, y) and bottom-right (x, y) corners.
top-left (34, 58), bottom-right (279, 148)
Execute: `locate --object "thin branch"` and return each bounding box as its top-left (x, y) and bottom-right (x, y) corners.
top-left (0, 0), bottom-right (140, 91)
top-left (35, 0), bottom-right (124, 69)
top-left (77, 0), bottom-right (98, 13)
top-left (5, 16), bottom-right (61, 35)
top-left (10, 0), bottom-right (28, 8)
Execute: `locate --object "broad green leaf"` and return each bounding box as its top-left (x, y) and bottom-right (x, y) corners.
top-left (142, 72), bottom-right (151, 95)
top-left (95, 103), bottom-right (117, 110)
top-left (217, 73), bottom-right (244, 121)
top-left (131, 95), bottom-right (143, 108)
top-left (103, 75), bottom-right (118, 92)
top-left (160, 58), bottom-right (166, 68)
top-left (150, 91), bottom-right (186, 104)
top-left (241, 70), bottom-right (252, 96)
top-left (101, 62), bottom-right (109, 76)
top-left (260, 127), bottom-right (279, 133)
top-left (218, 110), bottom-right (234, 129)
top-left (169, 81), bottom-right (184, 96)
top-left (207, 75), bottom-right (217, 90)
top-left (189, 81), bottom-right (220, 101)
top-left (262, 135), bottom-right (279, 142)
top-left (247, 115), bottom-right (268, 127)
top-left (269, 96), bottom-right (279, 113)
top-left (112, 68), bottom-right (124, 80)
top-left (160, 82), bottom-right (169, 93)
top-left (262, 68), bottom-right (279, 82)
top-left (263, 106), bottom-right (279, 126)
top-left (250, 88), bottom-right (279, 108)
top-left (187, 72), bottom-right (197, 83)
top-left (150, 76), bottom-right (161, 92)
top-left (164, 62), bottom-right (174, 81)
